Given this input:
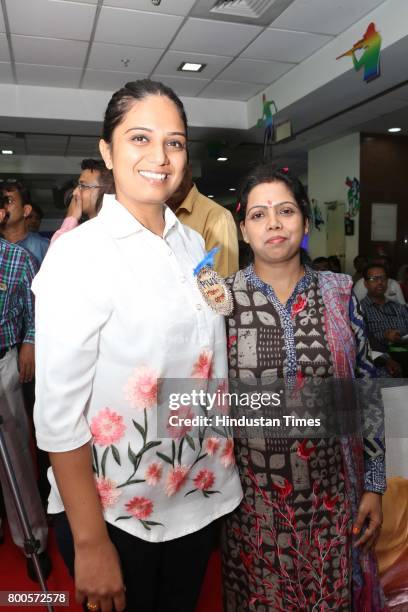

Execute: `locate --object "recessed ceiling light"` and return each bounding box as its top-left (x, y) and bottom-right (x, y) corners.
top-left (208, 195), bottom-right (214, 198)
top-left (229, 187), bottom-right (236, 191)
top-left (1, 149), bottom-right (13, 155)
top-left (217, 157), bottom-right (228, 162)
top-left (388, 127), bottom-right (402, 133)
top-left (178, 62), bottom-right (206, 73)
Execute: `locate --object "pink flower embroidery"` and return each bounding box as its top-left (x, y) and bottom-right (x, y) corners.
top-left (191, 349), bottom-right (213, 379)
top-left (166, 405), bottom-right (194, 439)
top-left (214, 379), bottom-right (230, 414)
top-left (165, 465), bottom-right (189, 497)
top-left (220, 438), bottom-right (235, 467)
top-left (124, 366), bottom-right (158, 410)
top-left (145, 462), bottom-right (162, 486)
top-left (125, 496), bottom-right (153, 519)
top-left (90, 408), bottom-right (126, 446)
top-left (95, 477), bottom-right (122, 509)
top-left (205, 437), bottom-right (221, 456)
top-left (291, 294), bottom-right (307, 318)
top-left (193, 469), bottom-right (215, 491)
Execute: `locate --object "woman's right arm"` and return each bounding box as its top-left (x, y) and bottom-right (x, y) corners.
top-left (32, 235), bottom-right (124, 611)
top-left (50, 445), bottom-right (125, 612)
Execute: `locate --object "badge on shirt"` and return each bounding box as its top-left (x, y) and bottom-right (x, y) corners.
top-left (193, 247), bottom-right (233, 315)
top-left (0, 282), bottom-right (7, 291)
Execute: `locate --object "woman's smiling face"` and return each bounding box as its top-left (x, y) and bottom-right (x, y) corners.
top-left (100, 94), bottom-right (187, 209)
top-left (241, 180), bottom-right (308, 265)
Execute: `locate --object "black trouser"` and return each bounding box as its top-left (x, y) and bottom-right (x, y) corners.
top-left (54, 512), bottom-right (217, 612)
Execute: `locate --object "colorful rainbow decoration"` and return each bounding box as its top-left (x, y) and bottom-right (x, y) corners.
top-left (336, 23), bottom-right (382, 83)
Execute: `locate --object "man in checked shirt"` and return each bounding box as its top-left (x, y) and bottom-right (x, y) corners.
top-left (0, 194), bottom-right (51, 580)
top-left (361, 261), bottom-right (408, 377)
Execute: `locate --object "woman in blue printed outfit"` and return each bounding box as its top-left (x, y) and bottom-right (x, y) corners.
top-left (221, 164), bottom-right (386, 611)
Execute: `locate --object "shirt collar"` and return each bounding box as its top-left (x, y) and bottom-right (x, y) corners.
top-left (98, 194), bottom-right (185, 240)
top-left (176, 184), bottom-right (197, 214)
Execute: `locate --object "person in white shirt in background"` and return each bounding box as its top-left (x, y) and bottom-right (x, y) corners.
top-left (51, 158), bottom-right (114, 243)
top-left (33, 79), bottom-right (242, 612)
top-left (354, 255), bottom-right (406, 305)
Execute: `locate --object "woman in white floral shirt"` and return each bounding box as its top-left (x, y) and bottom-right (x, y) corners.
top-left (33, 80), bottom-right (242, 612)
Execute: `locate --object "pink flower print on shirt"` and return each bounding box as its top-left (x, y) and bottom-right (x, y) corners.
top-left (191, 349), bottom-right (213, 379)
top-left (145, 462), bottom-right (163, 486)
top-left (214, 379), bottom-right (230, 414)
top-left (124, 366), bottom-right (158, 410)
top-left (205, 437), bottom-right (221, 456)
top-left (90, 408), bottom-right (126, 447)
top-left (165, 465), bottom-right (189, 497)
top-left (166, 405), bottom-right (194, 439)
top-left (193, 469), bottom-right (215, 491)
top-left (125, 496), bottom-right (153, 520)
top-left (220, 438), bottom-right (235, 467)
top-left (95, 477), bottom-right (122, 509)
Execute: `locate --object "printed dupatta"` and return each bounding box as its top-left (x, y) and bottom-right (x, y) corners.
top-left (319, 272), bottom-right (386, 611)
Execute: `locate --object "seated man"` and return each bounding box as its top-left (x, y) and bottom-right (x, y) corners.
top-left (360, 263), bottom-right (408, 376)
top-left (355, 256), bottom-right (406, 305)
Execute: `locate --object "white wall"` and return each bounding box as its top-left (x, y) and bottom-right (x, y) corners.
top-left (308, 133), bottom-right (360, 274)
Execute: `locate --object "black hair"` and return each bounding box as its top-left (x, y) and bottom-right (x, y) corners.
top-left (0, 193), bottom-right (7, 209)
top-left (353, 254), bottom-right (368, 265)
top-left (80, 158), bottom-right (115, 213)
top-left (102, 79), bottom-right (188, 144)
top-left (237, 163), bottom-right (311, 224)
top-left (362, 262), bottom-right (388, 281)
top-left (313, 257), bottom-right (329, 265)
top-left (30, 203), bottom-right (44, 219)
top-left (0, 180), bottom-right (31, 205)
top-left (81, 158), bottom-right (108, 173)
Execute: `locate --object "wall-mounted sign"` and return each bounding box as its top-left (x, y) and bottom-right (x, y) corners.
top-left (336, 22), bottom-right (382, 83)
top-left (371, 203), bottom-right (397, 241)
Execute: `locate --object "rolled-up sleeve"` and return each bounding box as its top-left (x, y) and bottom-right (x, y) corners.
top-left (32, 235), bottom-right (112, 452)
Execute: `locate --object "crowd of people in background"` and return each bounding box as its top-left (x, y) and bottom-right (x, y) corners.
top-left (0, 78), bottom-right (406, 610)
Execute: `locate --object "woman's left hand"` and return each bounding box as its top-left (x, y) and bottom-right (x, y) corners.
top-left (353, 491), bottom-right (383, 553)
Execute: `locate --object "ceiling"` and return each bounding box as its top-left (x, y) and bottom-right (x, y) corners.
top-left (0, 0), bottom-right (387, 99)
top-left (1, 0), bottom-right (408, 213)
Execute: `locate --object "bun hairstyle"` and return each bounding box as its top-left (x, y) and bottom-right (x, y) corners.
top-left (237, 162), bottom-right (311, 224)
top-left (102, 79), bottom-right (188, 144)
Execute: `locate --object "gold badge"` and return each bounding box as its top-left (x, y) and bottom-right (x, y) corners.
top-left (0, 282), bottom-right (7, 291)
top-left (194, 248), bottom-right (233, 315)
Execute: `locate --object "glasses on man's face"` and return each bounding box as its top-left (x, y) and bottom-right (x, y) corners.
top-left (367, 275), bottom-right (387, 282)
top-left (77, 183), bottom-right (100, 191)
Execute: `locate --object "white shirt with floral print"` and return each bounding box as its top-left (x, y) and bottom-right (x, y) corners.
top-left (33, 195), bottom-right (242, 542)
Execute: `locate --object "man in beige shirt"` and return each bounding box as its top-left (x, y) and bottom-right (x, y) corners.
top-left (167, 166), bottom-right (239, 277)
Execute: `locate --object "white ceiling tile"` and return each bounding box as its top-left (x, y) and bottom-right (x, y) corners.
top-left (242, 29), bottom-right (331, 63)
top-left (12, 35), bottom-right (88, 68)
top-left (0, 34), bottom-right (10, 62)
top-left (154, 50), bottom-right (231, 80)
top-left (16, 64), bottom-right (82, 88)
top-left (218, 58), bottom-right (293, 85)
top-left (6, 0), bottom-right (96, 40)
top-left (88, 43), bottom-right (163, 73)
top-left (171, 18), bottom-right (262, 56)
top-left (200, 80), bottom-right (264, 101)
top-left (103, 0), bottom-right (196, 16)
top-left (0, 61), bottom-right (14, 84)
top-left (151, 74), bottom-right (210, 97)
top-left (82, 69), bottom-right (148, 91)
top-left (272, 0), bottom-right (387, 36)
top-left (95, 7), bottom-right (183, 47)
